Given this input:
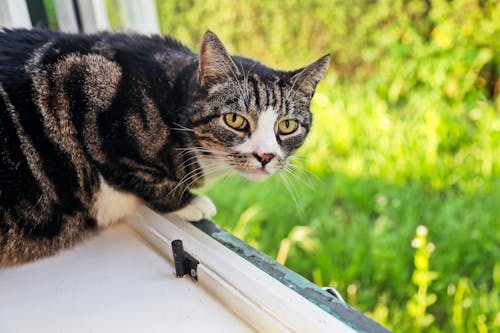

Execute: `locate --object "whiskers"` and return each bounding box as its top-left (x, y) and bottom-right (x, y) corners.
top-left (285, 66), bottom-right (308, 103)
top-left (220, 58), bottom-right (249, 107)
top-left (170, 121), bottom-right (195, 132)
top-left (240, 62), bottom-right (256, 107)
top-left (169, 147), bottom-right (232, 203)
top-left (170, 145), bottom-right (315, 221)
top-left (278, 156), bottom-right (317, 217)
top-left (279, 171), bottom-right (304, 217)
top-left (286, 156), bottom-right (317, 187)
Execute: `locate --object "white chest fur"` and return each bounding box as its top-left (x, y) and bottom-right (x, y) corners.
top-left (93, 176), bottom-right (140, 227)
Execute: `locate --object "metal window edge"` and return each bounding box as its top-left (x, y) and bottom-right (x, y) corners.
top-left (191, 220), bottom-right (391, 333)
top-left (127, 205), bottom-right (391, 333)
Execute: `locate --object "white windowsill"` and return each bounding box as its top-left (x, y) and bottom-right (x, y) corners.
top-left (0, 205), bottom-right (356, 333)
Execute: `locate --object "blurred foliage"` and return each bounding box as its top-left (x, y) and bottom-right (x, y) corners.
top-left (407, 225), bottom-right (439, 331)
top-left (42, 0), bottom-right (58, 30)
top-left (156, 0), bottom-right (499, 96)
top-left (154, 0), bottom-right (500, 331)
top-left (104, 0), bottom-right (125, 30)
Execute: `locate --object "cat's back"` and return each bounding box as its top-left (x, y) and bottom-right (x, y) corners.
top-left (0, 29), bottom-right (195, 209)
top-left (0, 29), bottom-right (55, 82)
top-left (0, 28), bottom-right (193, 82)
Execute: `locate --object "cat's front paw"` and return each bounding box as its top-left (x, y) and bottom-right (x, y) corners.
top-left (172, 195), bottom-right (216, 222)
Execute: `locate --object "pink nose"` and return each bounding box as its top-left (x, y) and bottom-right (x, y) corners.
top-left (253, 152), bottom-right (275, 166)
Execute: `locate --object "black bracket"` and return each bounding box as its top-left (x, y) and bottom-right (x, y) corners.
top-left (171, 239), bottom-right (199, 281)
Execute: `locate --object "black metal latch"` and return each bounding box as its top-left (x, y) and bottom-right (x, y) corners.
top-left (171, 239), bottom-right (199, 281)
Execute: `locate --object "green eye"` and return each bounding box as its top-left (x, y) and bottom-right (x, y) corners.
top-left (278, 119), bottom-right (299, 135)
top-left (223, 113), bottom-right (248, 130)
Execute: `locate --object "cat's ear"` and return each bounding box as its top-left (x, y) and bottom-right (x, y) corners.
top-left (199, 30), bottom-right (239, 88)
top-left (289, 54), bottom-right (331, 97)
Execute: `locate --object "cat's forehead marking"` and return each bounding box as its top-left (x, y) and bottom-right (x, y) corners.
top-left (233, 106), bottom-right (283, 156)
top-left (256, 105), bottom-right (278, 127)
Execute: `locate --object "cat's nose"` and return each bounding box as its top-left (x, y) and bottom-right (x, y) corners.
top-left (253, 152), bottom-right (275, 166)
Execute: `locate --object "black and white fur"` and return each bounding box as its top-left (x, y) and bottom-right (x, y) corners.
top-left (0, 28), bottom-right (330, 265)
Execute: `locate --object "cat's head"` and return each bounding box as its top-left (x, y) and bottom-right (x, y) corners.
top-left (189, 31), bottom-right (330, 181)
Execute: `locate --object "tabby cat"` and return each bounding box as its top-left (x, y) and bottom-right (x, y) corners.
top-left (0, 29), bottom-right (330, 265)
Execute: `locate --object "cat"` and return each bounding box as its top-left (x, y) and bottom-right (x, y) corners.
top-left (0, 28), bottom-right (330, 266)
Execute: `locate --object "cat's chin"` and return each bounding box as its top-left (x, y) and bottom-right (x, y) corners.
top-left (238, 169), bottom-right (272, 182)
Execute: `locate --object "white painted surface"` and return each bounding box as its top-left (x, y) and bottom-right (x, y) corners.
top-left (55, 0), bottom-right (110, 33)
top-left (129, 206), bottom-right (357, 333)
top-left (0, 207), bottom-right (355, 332)
top-left (53, 0), bottom-right (79, 32)
top-left (0, 223), bottom-right (255, 333)
top-left (76, 0), bottom-right (109, 33)
top-left (0, 0), bottom-right (32, 29)
top-left (120, 0), bottom-right (160, 34)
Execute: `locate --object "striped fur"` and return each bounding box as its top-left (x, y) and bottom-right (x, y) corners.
top-left (0, 29), bottom-right (329, 265)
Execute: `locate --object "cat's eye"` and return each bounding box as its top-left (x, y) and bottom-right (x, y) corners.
top-left (223, 113), bottom-right (248, 131)
top-left (277, 119), bottom-right (299, 135)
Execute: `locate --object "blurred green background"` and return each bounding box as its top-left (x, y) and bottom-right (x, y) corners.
top-left (48, 0), bottom-right (500, 331)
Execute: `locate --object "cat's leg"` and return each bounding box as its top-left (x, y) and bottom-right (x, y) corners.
top-left (147, 191), bottom-right (216, 222)
top-left (139, 189), bottom-right (215, 222)
top-left (171, 194), bottom-right (217, 222)
top-left (110, 173), bottom-right (216, 222)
